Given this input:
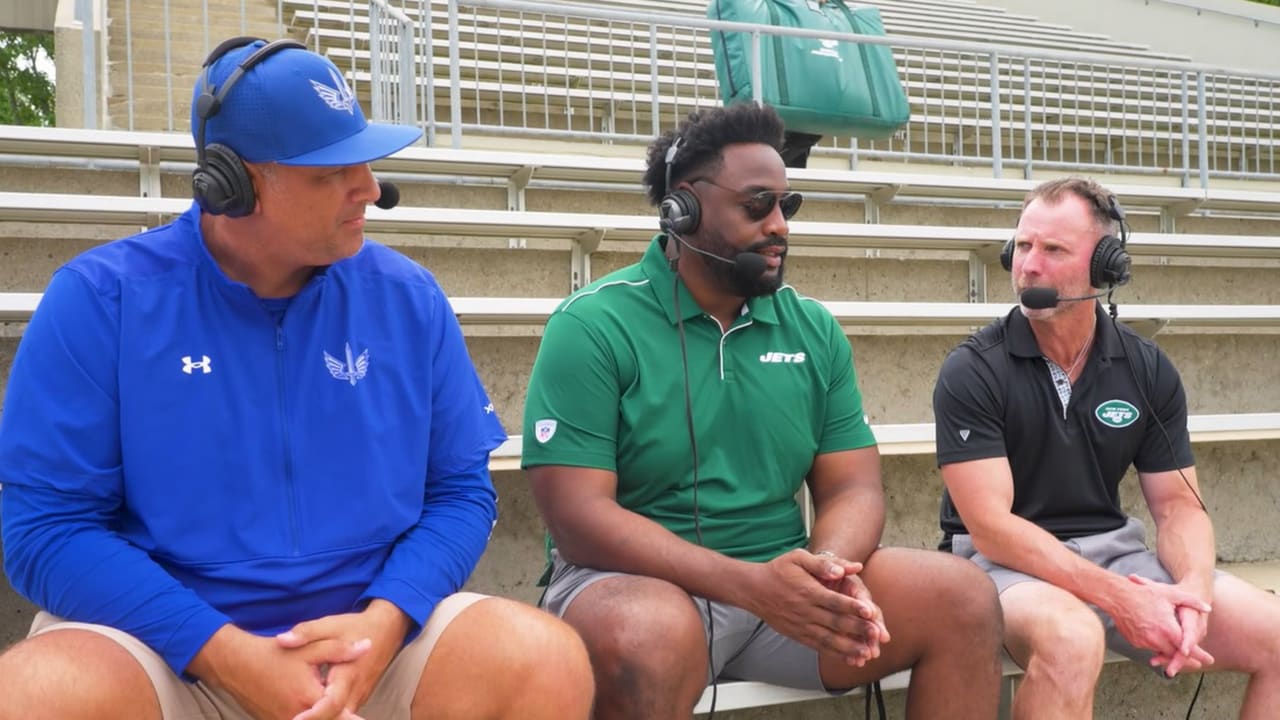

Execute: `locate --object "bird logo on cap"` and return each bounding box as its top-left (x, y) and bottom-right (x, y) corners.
top-left (309, 67), bottom-right (356, 114)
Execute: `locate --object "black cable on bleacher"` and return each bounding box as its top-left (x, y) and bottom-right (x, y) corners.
top-left (864, 678), bottom-right (885, 720)
top-left (1108, 293), bottom-right (1210, 719)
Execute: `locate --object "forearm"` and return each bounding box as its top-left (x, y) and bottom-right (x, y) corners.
top-left (969, 513), bottom-right (1131, 613)
top-left (807, 482), bottom-right (884, 564)
top-left (550, 496), bottom-right (759, 607)
top-left (360, 464), bottom-right (498, 631)
top-left (2, 485), bottom-right (231, 674)
top-left (1155, 505), bottom-right (1216, 599)
top-left (187, 623), bottom-right (254, 686)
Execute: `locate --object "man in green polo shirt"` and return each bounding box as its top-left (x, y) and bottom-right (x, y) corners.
top-left (522, 103), bottom-right (1002, 719)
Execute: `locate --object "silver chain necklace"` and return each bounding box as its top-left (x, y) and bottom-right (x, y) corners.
top-left (1063, 318), bottom-right (1097, 377)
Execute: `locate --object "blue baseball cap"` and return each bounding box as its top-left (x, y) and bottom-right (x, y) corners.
top-left (191, 39), bottom-right (422, 166)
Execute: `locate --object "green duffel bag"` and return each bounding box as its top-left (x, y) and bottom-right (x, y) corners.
top-left (708, 0), bottom-right (910, 139)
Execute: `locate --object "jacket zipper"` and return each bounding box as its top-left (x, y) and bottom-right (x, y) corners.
top-left (276, 322), bottom-right (301, 555)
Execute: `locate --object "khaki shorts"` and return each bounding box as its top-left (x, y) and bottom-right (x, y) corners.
top-left (29, 592), bottom-right (488, 720)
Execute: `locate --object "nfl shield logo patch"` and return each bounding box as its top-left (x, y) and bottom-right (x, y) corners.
top-left (535, 419), bottom-right (558, 443)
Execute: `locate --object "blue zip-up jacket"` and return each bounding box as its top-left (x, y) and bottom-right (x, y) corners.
top-left (0, 204), bottom-right (505, 674)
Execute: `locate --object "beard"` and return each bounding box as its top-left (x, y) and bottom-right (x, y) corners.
top-left (696, 228), bottom-right (787, 298)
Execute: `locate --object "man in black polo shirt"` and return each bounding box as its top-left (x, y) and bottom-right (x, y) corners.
top-left (934, 177), bottom-right (1280, 719)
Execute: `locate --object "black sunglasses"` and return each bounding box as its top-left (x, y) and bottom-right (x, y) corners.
top-left (691, 178), bottom-right (803, 221)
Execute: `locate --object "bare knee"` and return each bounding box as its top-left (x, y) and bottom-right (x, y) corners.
top-left (0, 629), bottom-right (160, 720)
top-left (417, 596), bottom-right (594, 719)
top-left (864, 548), bottom-right (1003, 657)
top-left (497, 599), bottom-right (594, 716)
top-left (923, 553), bottom-right (1003, 638)
top-left (564, 577), bottom-right (708, 714)
top-left (1018, 608), bottom-right (1107, 695)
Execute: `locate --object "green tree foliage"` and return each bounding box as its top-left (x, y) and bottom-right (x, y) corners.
top-left (1248, 0), bottom-right (1280, 7)
top-left (0, 31), bottom-right (55, 126)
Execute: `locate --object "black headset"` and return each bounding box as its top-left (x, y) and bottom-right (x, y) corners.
top-left (191, 36), bottom-right (306, 217)
top-left (1001, 192), bottom-right (1132, 289)
top-left (658, 137), bottom-right (701, 236)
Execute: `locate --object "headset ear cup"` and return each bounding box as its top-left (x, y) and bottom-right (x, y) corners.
top-left (659, 189), bottom-right (701, 236)
top-left (658, 196), bottom-right (678, 233)
top-left (196, 144), bottom-right (256, 217)
top-left (1090, 235), bottom-right (1132, 288)
top-left (1000, 237), bottom-right (1015, 272)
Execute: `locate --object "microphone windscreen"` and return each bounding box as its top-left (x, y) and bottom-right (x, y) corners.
top-left (1020, 287), bottom-right (1059, 309)
top-left (733, 251), bottom-right (769, 281)
top-left (374, 180), bottom-right (400, 210)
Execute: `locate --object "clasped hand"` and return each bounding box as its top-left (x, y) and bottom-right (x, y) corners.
top-left (1117, 574), bottom-right (1214, 677)
top-left (748, 549), bottom-right (890, 667)
top-left (210, 602), bottom-right (407, 720)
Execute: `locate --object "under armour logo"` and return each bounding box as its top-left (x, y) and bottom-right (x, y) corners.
top-left (483, 403), bottom-right (495, 414)
top-left (324, 343), bottom-right (370, 386)
top-left (182, 355), bottom-right (212, 375)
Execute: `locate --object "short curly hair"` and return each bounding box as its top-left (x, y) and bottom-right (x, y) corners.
top-left (643, 103), bottom-right (786, 207)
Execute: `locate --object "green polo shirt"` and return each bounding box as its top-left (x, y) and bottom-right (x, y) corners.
top-left (522, 236), bottom-right (877, 562)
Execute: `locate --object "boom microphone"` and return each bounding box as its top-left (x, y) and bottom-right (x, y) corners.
top-left (1020, 287), bottom-right (1109, 309)
top-left (672, 233), bottom-right (770, 284)
top-left (374, 180), bottom-right (400, 210)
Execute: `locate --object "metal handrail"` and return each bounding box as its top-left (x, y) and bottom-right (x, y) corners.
top-left (85, 0), bottom-right (1280, 184)
top-left (461, 0), bottom-right (1280, 80)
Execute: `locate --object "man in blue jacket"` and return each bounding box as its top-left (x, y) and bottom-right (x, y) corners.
top-left (0, 38), bottom-right (591, 720)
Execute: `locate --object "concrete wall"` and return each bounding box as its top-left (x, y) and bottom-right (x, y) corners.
top-left (52, 0), bottom-right (96, 130)
top-left (0, 0), bottom-right (57, 32)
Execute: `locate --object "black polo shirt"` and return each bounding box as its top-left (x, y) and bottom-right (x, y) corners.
top-left (934, 303), bottom-right (1194, 550)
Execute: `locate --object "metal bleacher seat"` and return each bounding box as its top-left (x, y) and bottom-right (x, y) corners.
top-left (490, 412), bottom-right (1280, 473)
top-left (316, 32), bottom-right (1239, 141)
top-left (301, 6), bottom-right (1190, 95)
top-left (290, 0), bottom-right (1274, 159)
top-left (291, 0), bottom-right (1187, 61)
top-left (6, 126), bottom-right (1280, 224)
top-left (3, 185), bottom-right (1280, 267)
top-left (0, 292), bottom-right (40, 323)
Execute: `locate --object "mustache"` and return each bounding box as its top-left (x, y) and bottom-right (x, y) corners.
top-left (747, 236), bottom-right (788, 253)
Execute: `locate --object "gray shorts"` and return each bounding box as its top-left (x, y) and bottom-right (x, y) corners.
top-left (541, 550), bottom-right (832, 691)
top-left (951, 516), bottom-right (1218, 667)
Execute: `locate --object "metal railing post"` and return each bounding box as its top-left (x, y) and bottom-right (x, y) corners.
top-left (1022, 58), bottom-right (1032, 179)
top-left (125, 0), bottom-right (135, 130)
top-left (1197, 71), bottom-right (1209, 189)
top-left (649, 33), bottom-right (660, 137)
top-left (371, 1), bottom-right (385, 120)
top-left (1180, 72), bottom-right (1191, 187)
top-left (751, 30), bottom-right (762, 104)
top-left (448, 0), bottom-right (462, 148)
top-left (164, 0), bottom-right (173, 130)
top-left (398, 21), bottom-right (415, 128)
top-left (422, 0), bottom-right (436, 146)
top-left (989, 51), bottom-right (1002, 178)
top-left (77, 0), bottom-right (98, 129)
